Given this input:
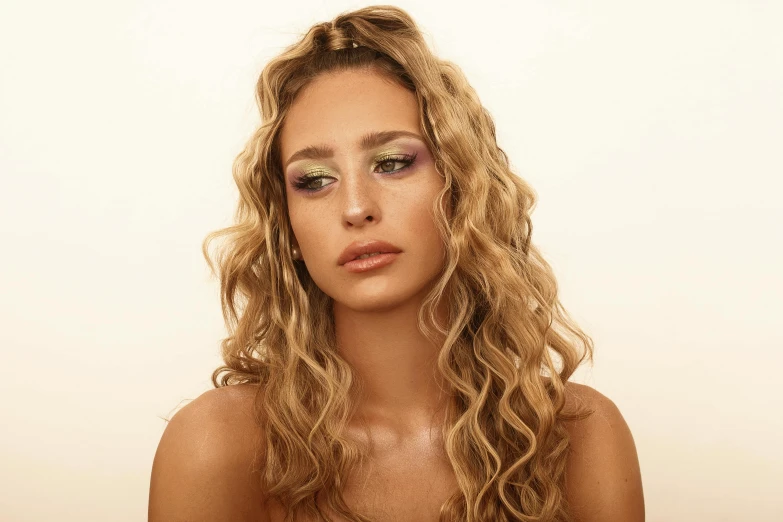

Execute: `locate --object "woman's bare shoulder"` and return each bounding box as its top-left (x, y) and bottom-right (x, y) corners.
top-left (558, 381), bottom-right (646, 522)
top-left (149, 383), bottom-right (267, 522)
top-left (162, 383), bottom-right (264, 450)
top-left (179, 383), bottom-right (262, 422)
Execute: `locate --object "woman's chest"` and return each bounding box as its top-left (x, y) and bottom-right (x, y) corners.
top-left (267, 437), bottom-right (458, 522)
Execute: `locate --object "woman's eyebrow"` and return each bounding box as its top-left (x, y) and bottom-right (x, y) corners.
top-left (284, 130), bottom-right (423, 169)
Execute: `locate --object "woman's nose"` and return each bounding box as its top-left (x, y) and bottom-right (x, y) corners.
top-left (340, 168), bottom-right (380, 227)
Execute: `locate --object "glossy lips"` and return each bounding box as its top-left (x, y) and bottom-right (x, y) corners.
top-left (338, 239), bottom-right (402, 273)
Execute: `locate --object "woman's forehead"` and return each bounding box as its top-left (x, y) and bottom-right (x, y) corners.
top-left (279, 69), bottom-right (421, 158)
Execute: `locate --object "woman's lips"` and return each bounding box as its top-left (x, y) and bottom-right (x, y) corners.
top-left (337, 239), bottom-right (403, 266)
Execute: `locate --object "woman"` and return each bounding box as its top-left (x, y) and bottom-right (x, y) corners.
top-left (149, 5), bottom-right (644, 522)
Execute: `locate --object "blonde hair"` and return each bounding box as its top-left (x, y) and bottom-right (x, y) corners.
top-left (202, 5), bottom-right (594, 521)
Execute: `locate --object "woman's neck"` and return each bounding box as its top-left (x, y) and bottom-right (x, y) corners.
top-left (333, 292), bottom-right (450, 431)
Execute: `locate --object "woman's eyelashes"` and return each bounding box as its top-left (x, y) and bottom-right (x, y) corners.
top-left (291, 152), bottom-right (418, 193)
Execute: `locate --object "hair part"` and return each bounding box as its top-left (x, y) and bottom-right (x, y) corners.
top-left (202, 5), bottom-right (594, 521)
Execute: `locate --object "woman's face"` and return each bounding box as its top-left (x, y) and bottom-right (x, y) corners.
top-left (279, 67), bottom-right (446, 312)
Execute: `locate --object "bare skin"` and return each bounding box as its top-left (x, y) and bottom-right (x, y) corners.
top-left (149, 381), bottom-right (644, 521)
top-left (148, 67), bottom-right (645, 521)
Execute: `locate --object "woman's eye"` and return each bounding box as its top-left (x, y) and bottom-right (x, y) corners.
top-left (293, 175), bottom-right (333, 192)
top-left (378, 160), bottom-right (403, 173)
top-left (374, 153), bottom-right (417, 174)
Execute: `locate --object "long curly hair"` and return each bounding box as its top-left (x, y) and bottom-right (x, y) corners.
top-left (201, 5), bottom-right (595, 521)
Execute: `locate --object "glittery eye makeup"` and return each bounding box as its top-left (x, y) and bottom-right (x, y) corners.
top-left (291, 151), bottom-right (418, 193)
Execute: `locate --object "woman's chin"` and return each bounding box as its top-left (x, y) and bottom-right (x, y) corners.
top-left (334, 295), bottom-right (405, 314)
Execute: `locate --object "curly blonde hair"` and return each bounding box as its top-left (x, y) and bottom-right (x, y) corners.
top-left (202, 5), bottom-right (595, 521)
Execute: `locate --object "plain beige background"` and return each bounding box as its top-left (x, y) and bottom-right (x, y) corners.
top-left (1, 0), bottom-right (781, 520)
